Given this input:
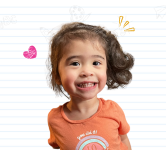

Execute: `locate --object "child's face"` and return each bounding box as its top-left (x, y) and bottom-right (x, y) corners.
top-left (58, 39), bottom-right (107, 101)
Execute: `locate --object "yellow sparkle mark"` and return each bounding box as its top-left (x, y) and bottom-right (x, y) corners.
top-left (119, 16), bottom-right (123, 27)
top-left (124, 27), bottom-right (135, 32)
top-left (119, 16), bottom-right (135, 32)
top-left (123, 21), bottom-right (129, 28)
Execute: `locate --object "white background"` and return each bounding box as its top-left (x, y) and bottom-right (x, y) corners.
top-left (0, 0), bottom-right (166, 149)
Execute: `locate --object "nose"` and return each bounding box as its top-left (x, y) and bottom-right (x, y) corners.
top-left (79, 67), bottom-right (94, 77)
top-left (80, 72), bottom-right (93, 77)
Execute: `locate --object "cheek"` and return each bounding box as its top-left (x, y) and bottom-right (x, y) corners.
top-left (99, 71), bottom-right (107, 87)
top-left (97, 73), bottom-right (107, 91)
top-left (63, 71), bottom-right (77, 86)
top-left (100, 70), bottom-right (107, 82)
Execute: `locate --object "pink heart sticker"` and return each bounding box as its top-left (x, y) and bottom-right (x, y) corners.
top-left (23, 46), bottom-right (37, 59)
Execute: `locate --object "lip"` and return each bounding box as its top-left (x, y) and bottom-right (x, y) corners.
top-left (76, 83), bottom-right (98, 91)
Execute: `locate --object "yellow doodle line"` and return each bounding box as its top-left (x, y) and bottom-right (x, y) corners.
top-left (119, 16), bottom-right (135, 32)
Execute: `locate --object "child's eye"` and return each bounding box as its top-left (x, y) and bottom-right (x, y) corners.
top-left (70, 62), bottom-right (79, 66)
top-left (93, 61), bottom-right (101, 66)
top-left (70, 61), bottom-right (101, 66)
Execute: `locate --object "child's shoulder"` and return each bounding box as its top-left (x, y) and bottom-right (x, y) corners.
top-left (100, 97), bottom-right (122, 111)
top-left (100, 97), bottom-right (118, 105)
top-left (47, 106), bottom-right (62, 119)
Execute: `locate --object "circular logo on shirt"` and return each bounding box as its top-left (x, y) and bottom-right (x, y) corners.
top-left (76, 135), bottom-right (109, 150)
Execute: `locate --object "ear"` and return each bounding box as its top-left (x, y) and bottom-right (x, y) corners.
top-left (56, 78), bottom-right (62, 85)
top-left (54, 75), bottom-right (62, 85)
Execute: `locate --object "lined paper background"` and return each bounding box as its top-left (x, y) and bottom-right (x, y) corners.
top-left (0, 0), bottom-right (166, 149)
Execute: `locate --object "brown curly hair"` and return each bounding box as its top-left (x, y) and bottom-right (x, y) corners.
top-left (45, 22), bottom-right (134, 99)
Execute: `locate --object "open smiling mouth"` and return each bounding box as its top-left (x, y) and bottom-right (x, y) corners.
top-left (76, 83), bottom-right (97, 91)
top-left (77, 83), bottom-right (96, 88)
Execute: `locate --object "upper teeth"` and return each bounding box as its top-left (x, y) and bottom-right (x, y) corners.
top-left (78, 83), bottom-right (94, 87)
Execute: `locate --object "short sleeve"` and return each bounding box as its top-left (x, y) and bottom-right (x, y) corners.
top-left (48, 123), bottom-right (60, 148)
top-left (113, 101), bottom-right (130, 135)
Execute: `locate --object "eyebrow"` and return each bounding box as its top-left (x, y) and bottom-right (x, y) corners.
top-left (66, 55), bottom-right (105, 62)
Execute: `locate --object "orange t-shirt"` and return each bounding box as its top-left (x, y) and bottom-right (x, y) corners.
top-left (47, 98), bottom-right (130, 150)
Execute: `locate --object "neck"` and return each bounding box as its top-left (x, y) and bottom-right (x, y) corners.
top-left (67, 97), bottom-right (99, 114)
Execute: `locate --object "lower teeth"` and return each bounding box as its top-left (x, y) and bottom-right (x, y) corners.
top-left (79, 83), bottom-right (95, 88)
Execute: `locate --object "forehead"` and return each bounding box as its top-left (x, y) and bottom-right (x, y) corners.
top-left (62, 39), bottom-right (106, 57)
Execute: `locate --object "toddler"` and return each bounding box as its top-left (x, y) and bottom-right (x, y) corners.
top-left (46, 22), bottom-right (134, 150)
